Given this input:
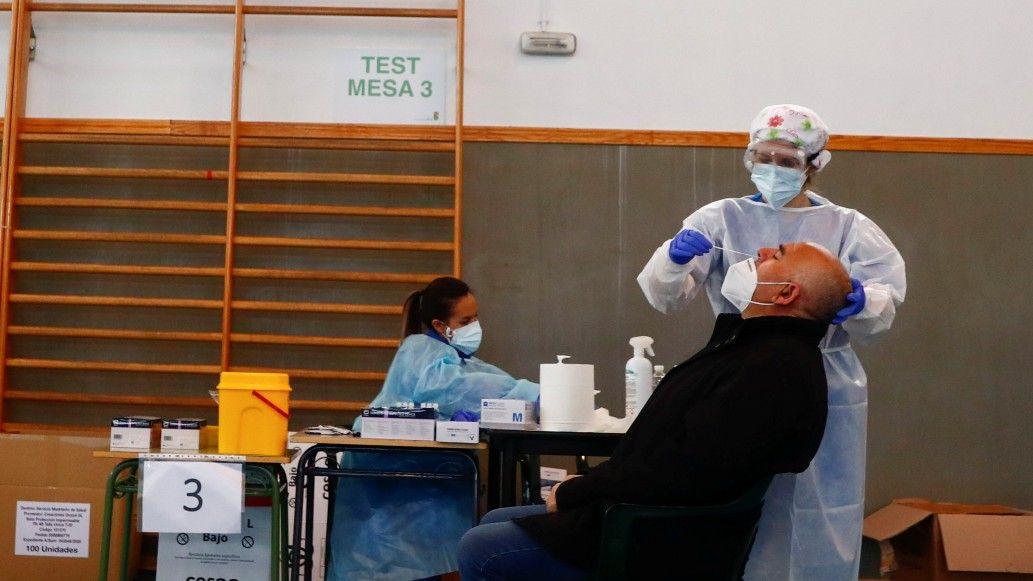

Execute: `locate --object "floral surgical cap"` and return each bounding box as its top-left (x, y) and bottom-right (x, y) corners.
top-left (748, 104), bottom-right (832, 171)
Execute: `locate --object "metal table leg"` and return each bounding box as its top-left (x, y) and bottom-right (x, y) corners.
top-left (98, 459), bottom-right (138, 581)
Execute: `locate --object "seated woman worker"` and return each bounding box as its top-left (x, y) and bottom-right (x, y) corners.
top-left (327, 276), bottom-right (540, 581)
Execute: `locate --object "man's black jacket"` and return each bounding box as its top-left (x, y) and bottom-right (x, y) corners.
top-left (515, 313), bottom-right (830, 569)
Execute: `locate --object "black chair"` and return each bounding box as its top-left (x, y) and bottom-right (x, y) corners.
top-left (593, 475), bottom-right (774, 581)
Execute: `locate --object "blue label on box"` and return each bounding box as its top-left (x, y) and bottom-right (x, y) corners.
top-left (361, 407), bottom-right (437, 420)
top-left (111, 416), bottom-right (161, 428)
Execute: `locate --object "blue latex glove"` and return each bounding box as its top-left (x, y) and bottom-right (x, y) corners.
top-left (450, 409), bottom-right (480, 422)
top-left (667, 229), bottom-right (713, 265)
top-left (832, 277), bottom-right (866, 325)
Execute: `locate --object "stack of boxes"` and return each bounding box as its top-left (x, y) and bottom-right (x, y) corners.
top-left (357, 398), bottom-right (539, 443)
top-left (108, 416), bottom-right (211, 451)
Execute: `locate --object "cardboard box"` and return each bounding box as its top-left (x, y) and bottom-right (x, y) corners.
top-left (863, 498), bottom-right (1033, 580)
top-left (435, 421), bottom-right (479, 443)
top-left (360, 417), bottom-right (436, 441)
top-left (160, 418), bottom-right (209, 450)
top-left (361, 406), bottom-right (437, 420)
top-left (480, 399), bottom-right (536, 427)
top-left (1, 433), bottom-right (140, 580)
top-left (109, 416), bottom-right (161, 450)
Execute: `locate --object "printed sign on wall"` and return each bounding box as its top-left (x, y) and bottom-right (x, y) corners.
top-left (335, 49), bottom-right (447, 124)
top-left (15, 501), bottom-right (90, 558)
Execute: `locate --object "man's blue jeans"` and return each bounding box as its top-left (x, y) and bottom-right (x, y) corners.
top-left (457, 505), bottom-right (589, 580)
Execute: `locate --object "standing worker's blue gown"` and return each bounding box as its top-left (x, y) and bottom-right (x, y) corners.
top-left (638, 192), bottom-right (906, 580)
top-left (327, 331), bottom-right (539, 580)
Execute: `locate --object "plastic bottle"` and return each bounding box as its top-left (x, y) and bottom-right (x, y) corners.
top-left (624, 336), bottom-right (656, 419)
top-left (652, 365), bottom-right (666, 391)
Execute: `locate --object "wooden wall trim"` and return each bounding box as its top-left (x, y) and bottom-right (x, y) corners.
top-left (463, 126), bottom-right (1033, 156)
top-left (14, 118), bottom-right (1033, 155)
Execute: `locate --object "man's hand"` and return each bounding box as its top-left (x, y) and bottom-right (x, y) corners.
top-left (546, 475), bottom-right (582, 513)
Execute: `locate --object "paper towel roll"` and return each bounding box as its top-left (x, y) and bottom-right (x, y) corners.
top-left (540, 356), bottom-right (595, 431)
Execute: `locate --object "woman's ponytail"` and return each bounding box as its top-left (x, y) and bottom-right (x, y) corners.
top-left (400, 290), bottom-right (425, 338)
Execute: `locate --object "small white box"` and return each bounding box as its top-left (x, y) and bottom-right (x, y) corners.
top-left (480, 399), bottom-right (536, 426)
top-left (435, 421), bottom-right (480, 443)
top-left (161, 429), bottom-right (200, 450)
top-left (110, 416), bottom-right (161, 450)
top-left (360, 417), bottom-right (436, 441)
top-left (161, 418), bottom-right (207, 450)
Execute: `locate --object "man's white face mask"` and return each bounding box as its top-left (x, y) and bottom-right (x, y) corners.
top-left (721, 258), bottom-right (791, 312)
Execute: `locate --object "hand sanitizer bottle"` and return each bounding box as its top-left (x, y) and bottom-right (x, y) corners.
top-left (624, 336), bottom-right (655, 419)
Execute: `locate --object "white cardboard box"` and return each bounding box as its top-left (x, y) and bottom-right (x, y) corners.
top-left (360, 417), bottom-right (436, 441)
top-left (109, 417), bottom-right (161, 450)
top-left (434, 421), bottom-right (480, 443)
top-left (480, 399), bottom-right (536, 426)
top-left (160, 428), bottom-right (200, 450)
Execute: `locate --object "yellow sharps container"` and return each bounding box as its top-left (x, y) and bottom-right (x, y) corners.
top-left (217, 371), bottom-right (291, 455)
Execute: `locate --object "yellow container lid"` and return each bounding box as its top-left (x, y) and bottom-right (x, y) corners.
top-left (217, 371), bottom-right (291, 391)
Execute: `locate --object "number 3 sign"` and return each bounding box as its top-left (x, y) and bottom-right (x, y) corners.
top-left (141, 461), bottom-right (244, 533)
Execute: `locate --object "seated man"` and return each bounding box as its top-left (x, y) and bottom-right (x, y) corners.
top-left (457, 242), bottom-right (852, 580)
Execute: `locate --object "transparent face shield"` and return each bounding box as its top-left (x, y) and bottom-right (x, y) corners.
top-left (743, 143), bottom-right (808, 173)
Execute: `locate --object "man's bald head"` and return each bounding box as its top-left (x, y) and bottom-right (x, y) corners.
top-left (790, 243), bottom-right (852, 322)
top-left (745, 242), bottom-right (851, 322)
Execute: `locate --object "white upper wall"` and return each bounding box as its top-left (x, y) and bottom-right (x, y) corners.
top-left (3, 0), bottom-right (1032, 138)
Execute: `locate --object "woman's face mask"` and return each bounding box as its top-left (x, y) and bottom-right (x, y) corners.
top-left (445, 320), bottom-right (482, 355)
top-left (750, 164), bottom-right (807, 209)
top-left (721, 258), bottom-right (790, 312)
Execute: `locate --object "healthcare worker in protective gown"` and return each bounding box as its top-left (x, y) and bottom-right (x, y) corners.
top-left (328, 276), bottom-right (539, 580)
top-left (637, 104), bottom-right (906, 580)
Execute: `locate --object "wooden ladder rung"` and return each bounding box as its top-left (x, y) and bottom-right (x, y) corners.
top-left (14, 230), bottom-right (226, 245)
top-left (289, 399), bottom-right (368, 411)
top-left (19, 166), bottom-right (229, 180)
top-left (18, 118), bottom-right (230, 137)
top-left (243, 6), bottom-right (458, 18)
top-left (10, 294), bottom-right (223, 309)
top-left (235, 203), bottom-right (453, 218)
top-left (11, 262), bottom-right (225, 277)
top-left (2, 392), bottom-right (368, 412)
top-left (234, 236), bottom-right (452, 252)
top-left (7, 326), bottom-right (222, 342)
top-left (16, 197), bottom-right (227, 212)
top-left (231, 333), bottom-right (398, 348)
top-left (4, 390), bottom-right (215, 407)
top-left (238, 121), bottom-right (456, 142)
top-left (238, 137), bottom-right (455, 152)
top-left (18, 166), bottom-right (453, 185)
top-left (232, 268), bottom-right (441, 283)
top-left (5, 358), bottom-right (221, 374)
top-left (237, 170), bottom-right (454, 186)
top-left (228, 366), bottom-right (386, 381)
top-left (29, 3), bottom-right (235, 14)
top-left (231, 300), bottom-right (399, 315)
top-left (1, 423), bottom-right (111, 436)
top-left (19, 132), bottom-right (228, 146)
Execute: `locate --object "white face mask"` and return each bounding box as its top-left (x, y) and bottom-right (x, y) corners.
top-left (721, 258), bottom-right (791, 312)
top-left (445, 320), bottom-right (482, 355)
top-left (750, 164), bottom-right (807, 209)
